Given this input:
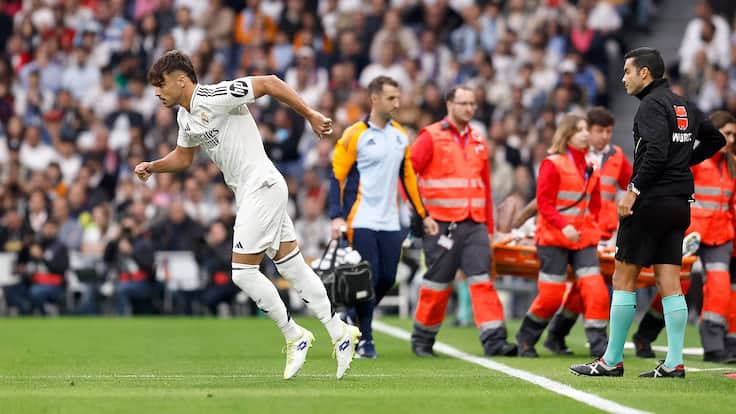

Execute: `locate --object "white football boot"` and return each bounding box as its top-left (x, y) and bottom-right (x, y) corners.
top-left (283, 328), bottom-right (315, 379)
top-left (333, 324), bottom-right (361, 379)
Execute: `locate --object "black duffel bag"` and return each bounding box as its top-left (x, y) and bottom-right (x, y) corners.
top-left (313, 239), bottom-right (374, 307)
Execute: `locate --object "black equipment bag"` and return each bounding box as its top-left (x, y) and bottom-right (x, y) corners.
top-left (313, 238), bottom-right (374, 307)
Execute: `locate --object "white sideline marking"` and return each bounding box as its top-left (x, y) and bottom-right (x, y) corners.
top-left (623, 342), bottom-right (703, 356)
top-left (685, 367), bottom-right (733, 373)
top-left (373, 321), bottom-right (650, 414)
top-left (0, 374), bottom-right (397, 380)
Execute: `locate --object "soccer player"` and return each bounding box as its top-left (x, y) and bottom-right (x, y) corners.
top-left (135, 50), bottom-right (360, 380)
top-left (570, 47), bottom-right (725, 378)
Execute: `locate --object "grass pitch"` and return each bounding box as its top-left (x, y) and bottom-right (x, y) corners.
top-left (0, 317), bottom-right (733, 413)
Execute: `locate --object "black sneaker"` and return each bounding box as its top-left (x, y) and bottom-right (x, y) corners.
top-left (411, 342), bottom-right (437, 357)
top-left (569, 358), bottom-right (624, 377)
top-left (703, 350), bottom-right (736, 364)
top-left (632, 333), bottom-right (656, 358)
top-left (543, 335), bottom-right (573, 356)
top-left (485, 342), bottom-right (518, 357)
top-left (639, 360), bottom-right (685, 378)
top-left (518, 342), bottom-right (539, 358)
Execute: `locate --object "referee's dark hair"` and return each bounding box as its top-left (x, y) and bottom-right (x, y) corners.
top-left (710, 110), bottom-right (736, 179)
top-left (587, 106), bottom-right (615, 128)
top-left (367, 76), bottom-right (399, 96)
top-left (623, 47), bottom-right (665, 79)
top-left (148, 50), bottom-right (198, 87)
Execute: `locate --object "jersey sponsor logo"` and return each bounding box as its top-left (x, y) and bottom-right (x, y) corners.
top-left (672, 132), bottom-right (692, 143)
top-left (188, 128), bottom-right (221, 149)
top-left (673, 105), bottom-right (688, 130)
top-left (229, 80), bottom-right (249, 98)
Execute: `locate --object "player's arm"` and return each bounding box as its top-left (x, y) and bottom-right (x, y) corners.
top-left (512, 198), bottom-right (538, 229)
top-left (249, 75), bottom-right (333, 138)
top-left (134, 145), bottom-right (197, 182)
top-left (399, 145), bottom-right (427, 219)
top-left (328, 124), bottom-right (361, 238)
top-left (691, 112), bottom-right (726, 165)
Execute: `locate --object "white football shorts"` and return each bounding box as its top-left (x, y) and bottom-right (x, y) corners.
top-left (232, 177), bottom-right (297, 258)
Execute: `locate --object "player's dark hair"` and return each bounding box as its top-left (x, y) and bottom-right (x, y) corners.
top-left (623, 47), bottom-right (665, 79)
top-left (148, 50), bottom-right (198, 87)
top-left (587, 106), bottom-right (615, 128)
top-left (367, 76), bottom-right (399, 96)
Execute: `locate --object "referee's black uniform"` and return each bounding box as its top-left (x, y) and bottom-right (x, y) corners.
top-left (616, 78), bottom-right (725, 266)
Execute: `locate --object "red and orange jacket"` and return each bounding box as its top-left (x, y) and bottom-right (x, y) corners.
top-left (411, 118), bottom-right (493, 232)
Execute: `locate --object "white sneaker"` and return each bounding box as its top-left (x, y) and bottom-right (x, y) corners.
top-left (283, 328), bottom-right (315, 379)
top-left (333, 324), bottom-right (361, 379)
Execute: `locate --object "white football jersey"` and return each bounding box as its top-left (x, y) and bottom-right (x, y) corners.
top-left (176, 77), bottom-right (282, 207)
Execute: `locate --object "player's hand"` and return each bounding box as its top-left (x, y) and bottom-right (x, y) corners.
top-left (331, 218), bottom-right (346, 240)
top-left (308, 110), bottom-right (333, 139)
top-left (618, 191), bottom-right (637, 217)
top-left (423, 216), bottom-right (439, 236)
top-left (134, 161), bottom-right (154, 182)
top-left (562, 224), bottom-right (580, 242)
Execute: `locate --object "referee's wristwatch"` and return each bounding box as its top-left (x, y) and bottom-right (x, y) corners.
top-left (627, 183), bottom-right (640, 196)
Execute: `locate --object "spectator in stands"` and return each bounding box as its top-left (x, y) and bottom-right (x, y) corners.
top-left (284, 46), bottom-right (328, 109)
top-left (198, 220), bottom-right (237, 315)
top-left (679, 0), bottom-right (731, 77)
top-left (370, 8), bottom-right (418, 62)
top-left (106, 213), bottom-right (155, 315)
top-left (153, 200), bottom-right (204, 252)
top-left (19, 219), bottom-right (69, 315)
top-left (182, 176), bottom-right (215, 225)
top-left (62, 46), bottom-right (101, 101)
top-left (19, 124), bottom-right (56, 172)
top-left (52, 196), bottom-right (82, 252)
top-left (359, 37), bottom-right (410, 90)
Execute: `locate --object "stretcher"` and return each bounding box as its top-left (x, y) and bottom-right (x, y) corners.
top-left (492, 237), bottom-right (696, 288)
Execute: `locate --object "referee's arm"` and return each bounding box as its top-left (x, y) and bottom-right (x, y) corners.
top-left (630, 101), bottom-right (669, 194)
top-left (690, 117), bottom-right (726, 166)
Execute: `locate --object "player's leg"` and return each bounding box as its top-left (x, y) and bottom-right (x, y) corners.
top-left (517, 245), bottom-right (568, 358)
top-left (698, 243), bottom-right (734, 362)
top-left (545, 281), bottom-right (582, 355)
top-left (459, 222), bottom-right (517, 357)
top-left (573, 246), bottom-right (610, 358)
top-left (727, 256), bottom-right (736, 358)
top-left (569, 259), bottom-right (637, 376)
top-left (349, 228), bottom-right (380, 358)
top-left (231, 186), bottom-right (311, 379)
top-left (270, 215), bottom-right (359, 379)
top-left (640, 197), bottom-right (691, 378)
top-left (412, 221), bottom-right (460, 357)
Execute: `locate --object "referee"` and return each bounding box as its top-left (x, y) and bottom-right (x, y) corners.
top-left (570, 47), bottom-right (725, 378)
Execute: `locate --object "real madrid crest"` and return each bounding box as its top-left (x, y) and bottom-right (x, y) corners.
top-left (200, 111), bottom-right (209, 124)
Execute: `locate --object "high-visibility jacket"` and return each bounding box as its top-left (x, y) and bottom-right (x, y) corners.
top-left (416, 121), bottom-right (490, 223)
top-left (687, 153), bottom-right (736, 245)
top-left (597, 146), bottom-right (625, 239)
top-left (536, 154), bottom-right (601, 249)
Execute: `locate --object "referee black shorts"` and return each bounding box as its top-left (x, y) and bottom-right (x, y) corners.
top-left (615, 195), bottom-right (690, 267)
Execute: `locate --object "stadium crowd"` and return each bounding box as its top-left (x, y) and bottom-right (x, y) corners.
top-left (0, 0), bottom-right (733, 317)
